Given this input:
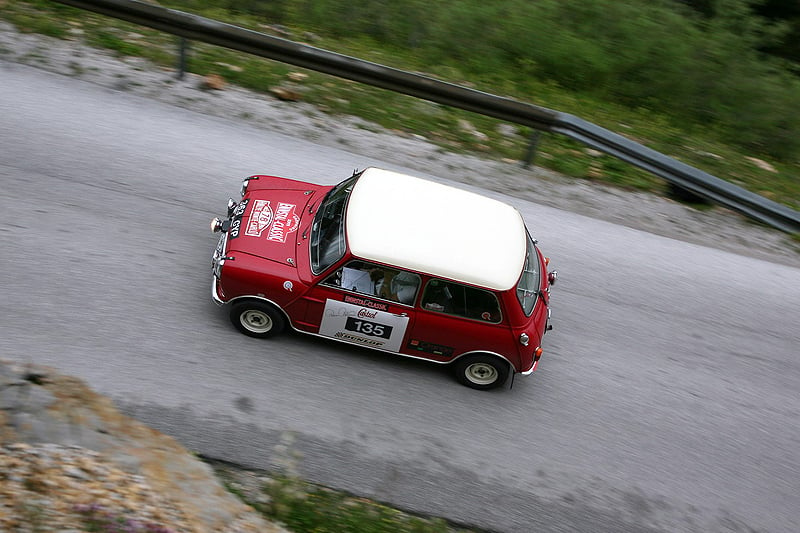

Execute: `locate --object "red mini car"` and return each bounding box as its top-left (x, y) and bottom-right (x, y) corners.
top-left (211, 168), bottom-right (556, 390)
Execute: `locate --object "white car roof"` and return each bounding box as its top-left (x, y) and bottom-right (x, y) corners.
top-left (345, 168), bottom-right (528, 291)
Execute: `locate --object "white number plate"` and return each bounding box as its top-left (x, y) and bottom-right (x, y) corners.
top-left (319, 299), bottom-right (409, 352)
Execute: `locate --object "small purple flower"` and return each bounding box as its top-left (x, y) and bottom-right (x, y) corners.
top-left (144, 524), bottom-right (176, 533)
top-left (73, 500), bottom-right (175, 533)
top-left (123, 519), bottom-right (143, 532)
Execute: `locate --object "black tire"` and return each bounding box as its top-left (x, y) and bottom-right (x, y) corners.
top-left (229, 301), bottom-right (285, 338)
top-left (453, 354), bottom-right (510, 390)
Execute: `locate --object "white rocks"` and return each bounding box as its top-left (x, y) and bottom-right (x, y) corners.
top-left (744, 156), bottom-right (778, 173)
top-left (0, 359), bottom-right (287, 533)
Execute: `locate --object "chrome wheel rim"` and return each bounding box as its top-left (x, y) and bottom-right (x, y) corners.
top-left (240, 310), bottom-right (273, 334)
top-left (464, 362), bottom-right (498, 385)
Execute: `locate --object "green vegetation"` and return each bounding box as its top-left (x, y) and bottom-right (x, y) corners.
top-left (2, 0), bottom-right (799, 212)
top-left (208, 432), bottom-right (480, 533)
top-left (211, 444), bottom-right (480, 533)
top-left (257, 475), bottom-right (472, 533)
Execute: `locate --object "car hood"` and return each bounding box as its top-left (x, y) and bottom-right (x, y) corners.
top-left (226, 187), bottom-right (316, 264)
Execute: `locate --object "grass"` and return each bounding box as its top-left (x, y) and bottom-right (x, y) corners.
top-left (206, 431), bottom-right (482, 533)
top-left (3, 0), bottom-right (799, 214)
top-left (263, 476), bottom-right (471, 533)
top-left (210, 460), bottom-right (482, 533)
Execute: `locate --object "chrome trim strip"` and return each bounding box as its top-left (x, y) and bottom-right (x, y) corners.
top-left (211, 277), bottom-right (225, 306)
top-left (289, 330), bottom-right (520, 371)
top-left (211, 231), bottom-right (228, 306)
top-left (291, 329), bottom-right (441, 361)
top-left (519, 351), bottom-right (539, 376)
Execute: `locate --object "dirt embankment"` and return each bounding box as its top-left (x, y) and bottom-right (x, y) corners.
top-left (0, 359), bottom-right (287, 533)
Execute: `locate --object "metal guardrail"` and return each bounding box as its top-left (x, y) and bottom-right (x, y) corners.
top-left (53, 0), bottom-right (800, 233)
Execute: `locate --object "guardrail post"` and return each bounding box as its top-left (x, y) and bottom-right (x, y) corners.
top-left (177, 37), bottom-right (189, 79)
top-left (47, 0), bottom-right (800, 232)
top-left (522, 131), bottom-right (541, 169)
top-left (667, 182), bottom-right (711, 205)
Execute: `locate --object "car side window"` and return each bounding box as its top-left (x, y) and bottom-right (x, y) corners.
top-left (421, 279), bottom-right (502, 323)
top-left (322, 261), bottom-right (421, 305)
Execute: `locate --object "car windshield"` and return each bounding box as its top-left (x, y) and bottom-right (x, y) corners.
top-left (516, 232), bottom-right (541, 316)
top-left (310, 175), bottom-right (358, 274)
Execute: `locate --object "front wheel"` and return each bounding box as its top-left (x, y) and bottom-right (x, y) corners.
top-left (453, 354), bottom-right (510, 390)
top-left (230, 301), bottom-right (285, 338)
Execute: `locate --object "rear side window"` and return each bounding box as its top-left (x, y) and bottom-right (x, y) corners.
top-left (420, 279), bottom-right (502, 323)
top-left (516, 233), bottom-right (541, 316)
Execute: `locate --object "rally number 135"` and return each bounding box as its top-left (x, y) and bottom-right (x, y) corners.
top-left (345, 317), bottom-right (393, 339)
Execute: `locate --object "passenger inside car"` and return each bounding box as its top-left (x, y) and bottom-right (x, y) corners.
top-left (422, 280), bottom-right (501, 322)
top-left (422, 280), bottom-right (454, 313)
top-left (390, 271), bottom-right (420, 305)
top-left (331, 262), bottom-right (420, 305)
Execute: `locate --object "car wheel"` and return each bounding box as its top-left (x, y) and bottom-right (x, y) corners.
top-left (453, 354), bottom-right (510, 390)
top-left (230, 301), bottom-right (285, 338)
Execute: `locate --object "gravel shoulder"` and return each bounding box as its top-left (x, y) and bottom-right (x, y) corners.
top-left (1, 21), bottom-right (799, 269)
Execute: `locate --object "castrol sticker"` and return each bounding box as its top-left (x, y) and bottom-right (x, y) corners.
top-left (245, 200), bottom-right (273, 237)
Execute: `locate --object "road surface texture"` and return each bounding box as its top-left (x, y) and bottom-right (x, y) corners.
top-left (1, 26), bottom-right (799, 533)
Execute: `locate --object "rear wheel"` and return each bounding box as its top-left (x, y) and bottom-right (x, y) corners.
top-left (453, 354), bottom-right (510, 390)
top-left (230, 301), bottom-right (285, 338)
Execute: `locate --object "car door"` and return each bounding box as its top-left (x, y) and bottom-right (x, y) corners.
top-left (404, 278), bottom-right (514, 363)
top-left (301, 260), bottom-right (421, 353)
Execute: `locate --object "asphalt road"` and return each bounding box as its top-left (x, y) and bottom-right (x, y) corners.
top-left (2, 61), bottom-right (799, 533)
